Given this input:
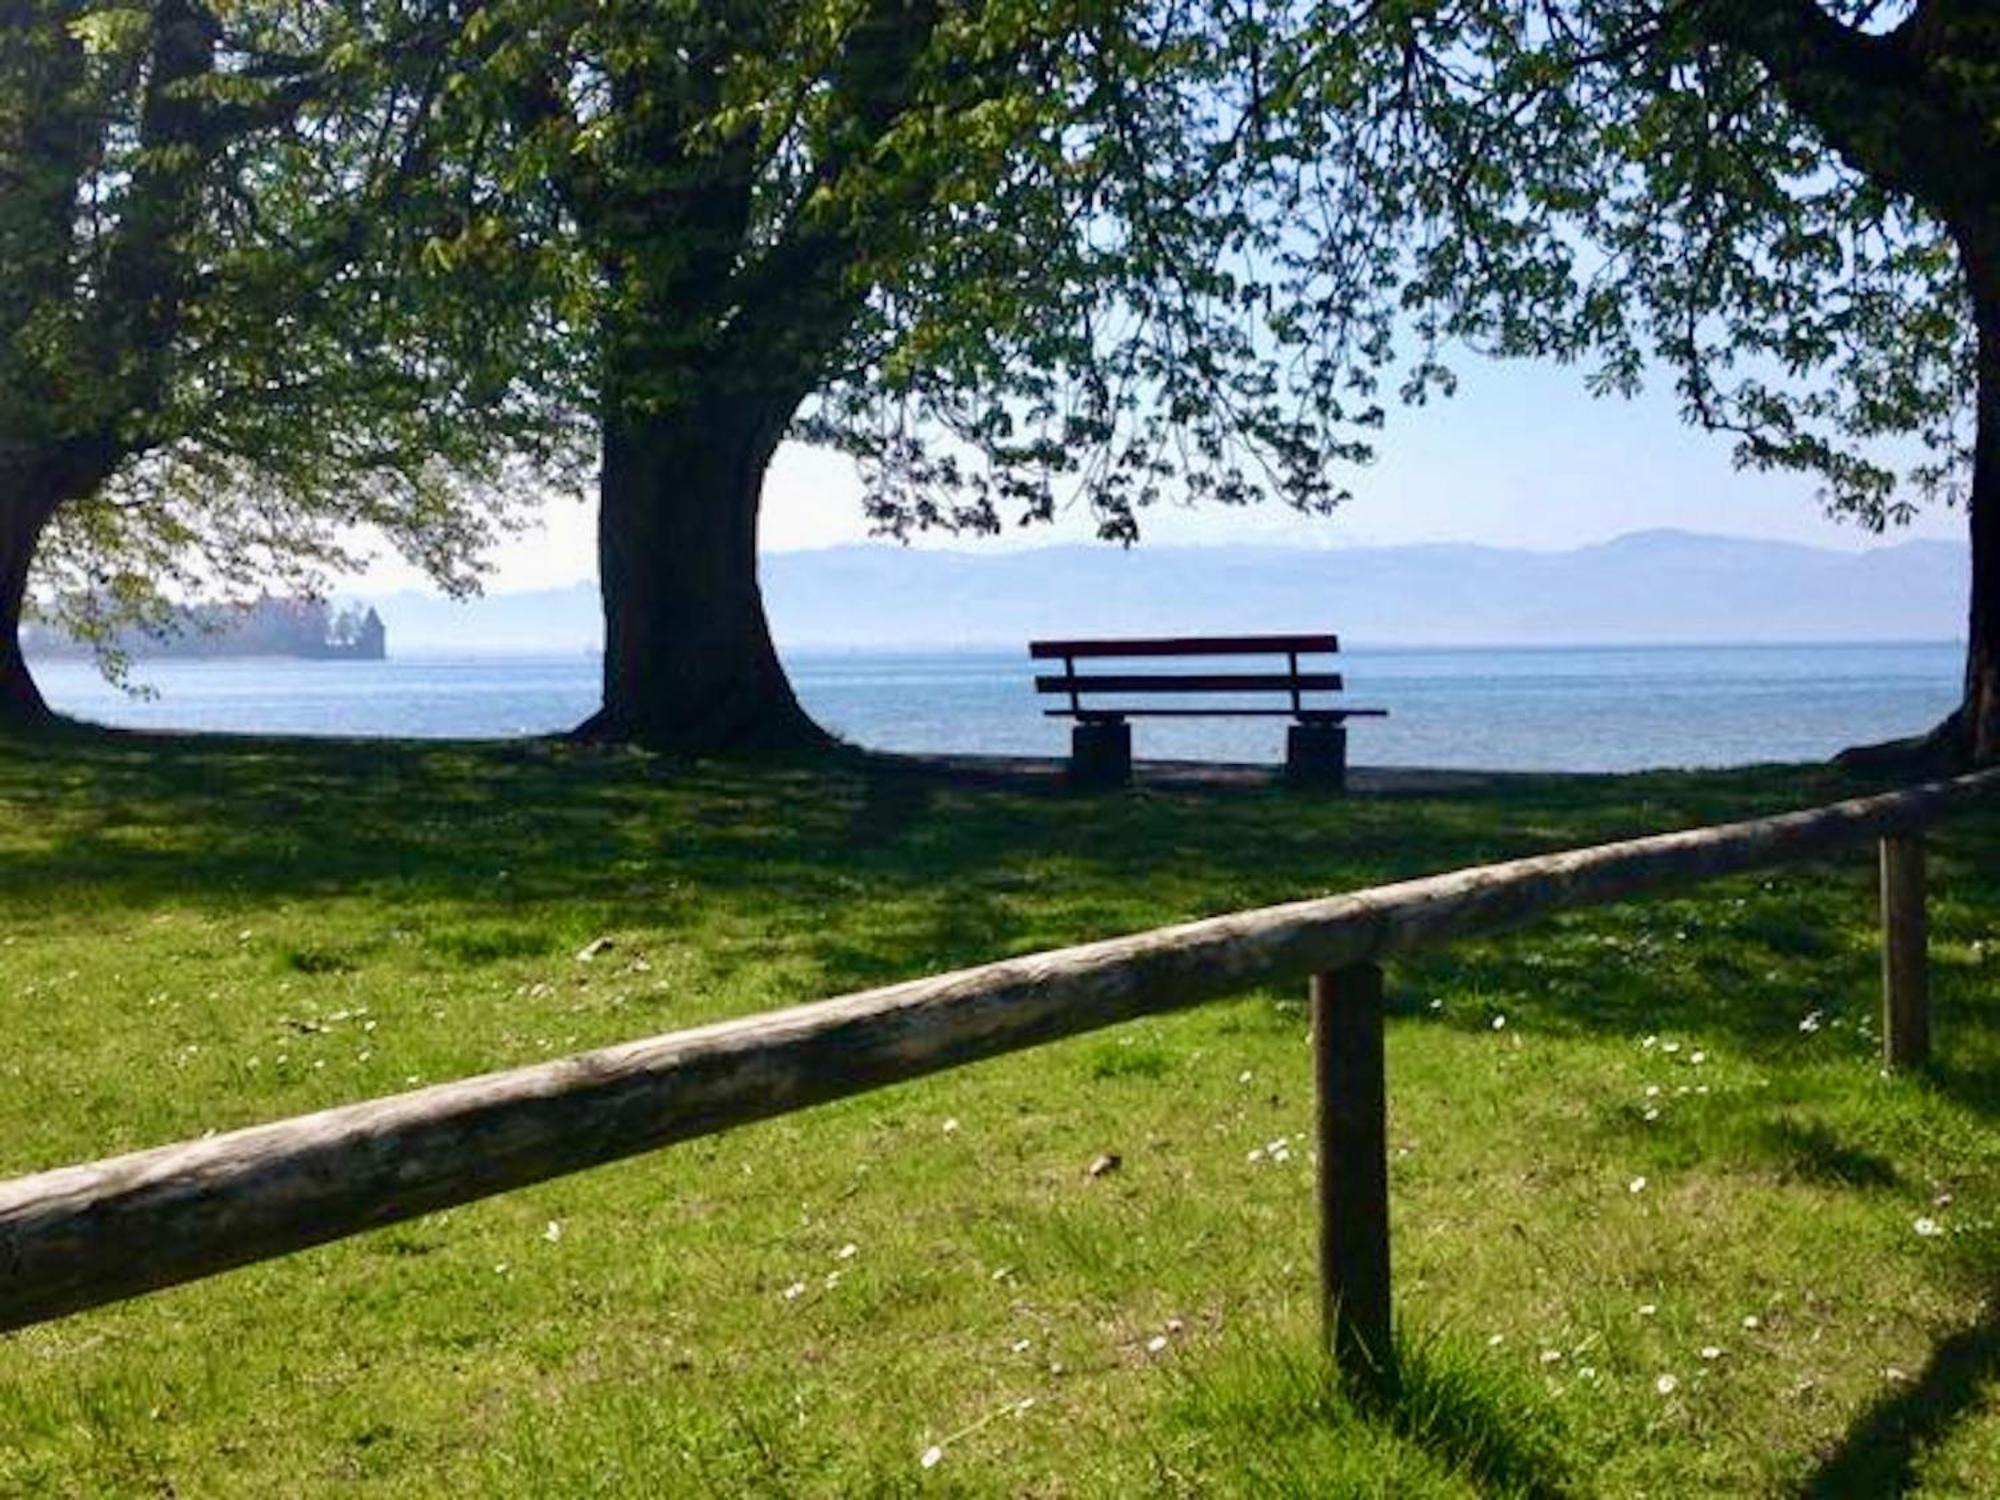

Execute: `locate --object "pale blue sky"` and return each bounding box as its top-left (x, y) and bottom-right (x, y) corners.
top-left (364, 353), bottom-right (1968, 594)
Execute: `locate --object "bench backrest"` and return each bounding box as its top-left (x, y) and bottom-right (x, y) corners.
top-left (1029, 634), bottom-right (1341, 716)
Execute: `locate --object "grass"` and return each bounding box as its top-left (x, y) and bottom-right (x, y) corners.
top-left (1, 726), bottom-right (1998, 1497)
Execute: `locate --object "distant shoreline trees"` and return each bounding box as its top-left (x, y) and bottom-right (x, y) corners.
top-left (23, 597), bottom-right (386, 662)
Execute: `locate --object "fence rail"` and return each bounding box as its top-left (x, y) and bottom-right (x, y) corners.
top-left (3, 768), bottom-right (1996, 1356)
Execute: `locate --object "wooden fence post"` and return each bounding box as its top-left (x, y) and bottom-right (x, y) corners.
top-left (1880, 834), bottom-right (1930, 1071)
top-left (1311, 962), bottom-right (1392, 1382)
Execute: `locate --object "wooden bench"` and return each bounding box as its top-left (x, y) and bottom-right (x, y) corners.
top-left (1029, 633), bottom-right (1387, 788)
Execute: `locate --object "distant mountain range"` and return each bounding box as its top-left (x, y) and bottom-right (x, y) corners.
top-left (363, 529), bottom-right (1968, 653)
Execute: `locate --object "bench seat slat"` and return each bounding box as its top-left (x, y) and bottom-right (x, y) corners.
top-left (1034, 671), bottom-right (1343, 695)
top-left (1045, 707), bottom-right (1389, 720)
top-left (1029, 634), bottom-right (1338, 659)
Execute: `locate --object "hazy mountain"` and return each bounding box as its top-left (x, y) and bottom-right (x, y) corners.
top-left (355, 584), bottom-right (603, 654)
top-left (364, 529), bottom-right (1967, 653)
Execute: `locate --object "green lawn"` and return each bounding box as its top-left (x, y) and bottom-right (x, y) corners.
top-left (2, 728), bottom-right (1998, 1497)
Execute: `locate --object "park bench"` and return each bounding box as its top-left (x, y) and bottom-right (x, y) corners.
top-left (1029, 633), bottom-right (1387, 788)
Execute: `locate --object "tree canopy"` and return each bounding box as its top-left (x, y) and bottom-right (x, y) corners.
top-left (0, 0), bottom-right (580, 713)
top-left (451, 0), bottom-right (1996, 758)
top-left (8, 1), bottom-right (1992, 762)
top-left (446, 0), bottom-right (1417, 746)
top-left (1268, 2), bottom-right (1977, 528)
top-left (1260, 0), bottom-right (1996, 758)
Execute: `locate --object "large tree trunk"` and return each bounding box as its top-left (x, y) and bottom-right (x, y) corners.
top-left (575, 393), bottom-right (827, 753)
top-left (0, 481), bottom-right (57, 727)
top-left (557, 0), bottom-right (941, 755)
top-left (1964, 276), bottom-right (2000, 764)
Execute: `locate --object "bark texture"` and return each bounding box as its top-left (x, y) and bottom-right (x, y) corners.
top-left (577, 392), bottom-right (825, 752)
top-left (0, 445), bottom-right (117, 728)
top-left (0, 483), bottom-right (52, 725)
top-left (1966, 274), bottom-right (2000, 763)
top-left (552, 0), bottom-right (941, 754)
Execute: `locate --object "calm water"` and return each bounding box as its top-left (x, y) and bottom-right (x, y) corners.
top-left (28, 642), bottom-right (1963, 773)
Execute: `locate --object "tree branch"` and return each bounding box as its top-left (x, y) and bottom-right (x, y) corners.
top-left (1697, 0), bottom-right (1991, 217)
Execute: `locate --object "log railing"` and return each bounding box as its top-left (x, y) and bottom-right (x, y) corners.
top-left (3, 769), bottom-right (1996, 1371)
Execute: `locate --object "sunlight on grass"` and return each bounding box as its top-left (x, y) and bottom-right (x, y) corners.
top-left (1, 728), bottom-right (1997, 1495)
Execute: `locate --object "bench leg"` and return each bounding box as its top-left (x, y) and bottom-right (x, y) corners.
top-left (1287, 722), bottom-right (1348, 791)
top-left (1070, 720), bottom-right (1132, 788)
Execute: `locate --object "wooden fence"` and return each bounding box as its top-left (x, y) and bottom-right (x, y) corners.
top-left (3, 768), bottom-right (1996, 1374)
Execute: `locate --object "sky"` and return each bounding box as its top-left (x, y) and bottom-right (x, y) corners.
top-left (360, 352), bottom-right (1969, 596)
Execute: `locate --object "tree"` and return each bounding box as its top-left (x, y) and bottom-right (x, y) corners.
top-left (475, 0), bottom-right (1388, 749)
top-left (0, 0), bottom-right (578, 723)
top-left (1269, 1), bottom-right (2000, 763)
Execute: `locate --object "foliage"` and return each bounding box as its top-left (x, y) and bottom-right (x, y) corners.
top-left (454, 0), bottom-right (1401, 544)
top-left (1263, 0), bottom-right (1990, 531)
top-left (454, 1), bottom-right (1994, 549)
top-left (799, 0), bottom-right (1396, 541)
top-left (1, 1), bottom-right (584, 654)
top-left (9, 2), bottom-right (1990, 644)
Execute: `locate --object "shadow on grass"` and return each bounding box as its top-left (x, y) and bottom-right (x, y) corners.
top-left (7, 723), bottom-right (2000, 1489)
top-left (4, 720), bottom-right (1998, 1097)
top-left (1756, 1118), bottom-right (1903, 1190)
top-left (1169, 1326), bottom-right (1575, 1499)
top-left (0, 721), bottom-right (1877, 913)
top-left (1798, 1296), bottom-right (2000, 1498)
top-left (1927, 1044), bottom-right (2000, 1132)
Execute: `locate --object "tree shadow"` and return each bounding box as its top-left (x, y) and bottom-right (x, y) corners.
top-left (1924, 1042), bottom-right (2000, 1129)
top-left (1797, 1297), bottom-right (2000, 1498)
top-left (839, 753), bottom-right (938, 849)
top-left (8, 724), bottom-right (2000, 1489)
top-left (5, 723), bottom-right (1997, 1108)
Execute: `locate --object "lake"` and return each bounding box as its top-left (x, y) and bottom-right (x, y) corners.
top-left (26, 641), bottom-right (1964, 773)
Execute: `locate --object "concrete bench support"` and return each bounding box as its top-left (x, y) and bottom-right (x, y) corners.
top-left (1070, 719), bottom-right (1132, 788)
top-left (1287, 721), bottom-right (1349, 790)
